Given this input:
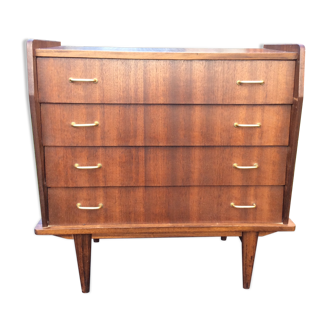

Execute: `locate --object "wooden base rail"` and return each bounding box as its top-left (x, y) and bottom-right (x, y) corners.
top-left (35, 220), bottom-right (295, 293)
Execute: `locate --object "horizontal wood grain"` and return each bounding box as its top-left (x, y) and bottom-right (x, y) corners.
top-left (34, 219), bottom-right (296, 236)
top-left (41, 104), bottom-right (291, 146)
top-left (45, 147), bottom-right (287, 187)
top-left (37, 58), bottom-right (295, 104)
top-left (52, 231), bottom-right (280, 239)
top-left (48, 186), bottom-right (284, 226)
top-left (35, 46), bottom-right (298, 60)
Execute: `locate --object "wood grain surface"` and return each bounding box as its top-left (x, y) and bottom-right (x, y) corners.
top-left (242, 232), bottom-right (258, 289)
top-left (27, 39), bottom-right (61, 227)
top-left (35, 219), bottom-right (296, 236)
top-left (264, 42), bottom-right (307, 224)
top-left (35, 46), bottom-right (298, 60)
top-left (74, 234), bottom-right (91, 293)
top-left (37, 58), bottom-right (295, 104)
top-left (41, 104), bottom-right (291, 146)
top-left (45, 147), bottom-right (287, 187)
top-left (48, 186), bottom-right (284, 225)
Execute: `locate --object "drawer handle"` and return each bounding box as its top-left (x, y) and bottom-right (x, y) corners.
top-left (230, 203), bottom-right (256, 209)
top-left (71, 121), bottom-right (99, 127)
top-left (233, 163), bottom-right (258, 169)
top-left (236, 80), bottom-right (264, 85)
top-left (69, 78), bottom-right (98, 83)
top-left (74, 163), bottom-right (102, 169)
top-left (76, 203), bottom-right (103, 210)
top-left (234, 122), bottom-right (261, 128)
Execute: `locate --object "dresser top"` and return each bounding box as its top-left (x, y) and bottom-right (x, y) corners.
top-left (35, 46), bottom-right (298, 60)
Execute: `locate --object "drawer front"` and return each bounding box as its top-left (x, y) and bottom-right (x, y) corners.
top-left (37, 58), bottom-right (295, 104)
top-left (42, 104), bottom-right (291, 146)
top-left (45, 147), bottom-right (287, 187)
top-left (48, 186), bottom-right (284, 225)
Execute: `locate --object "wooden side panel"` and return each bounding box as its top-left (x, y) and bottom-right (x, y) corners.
top-left (41, 104), bottom-right (291, 146)
top-left (45, 147), bottom-right (288, 187)
top-left (264, 44), bottom-right (305, 223)
top-left (27, 39), bottom-right (61, 226)
top-left (37, 58), bottom-right (295, 104)
top-left (48, 186), bottom-right (284, 226)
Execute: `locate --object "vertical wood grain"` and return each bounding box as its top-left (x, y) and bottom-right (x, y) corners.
top-left (27, 39), bottom-right (61, 226)
top-left (37, 58), bottom-right (295, 104)
top-left (264, 44), bottom-right (305, 224)
top-left (48, 186), bottom-right (284, 225)
top-left (74, 234), bottom-right (92, 293)
top-left (41, 104), bottom-right (291, 147)
top-left (45, 147), bottom-right (288, 187)
top-left (242, 232), bottom-right (258, 289)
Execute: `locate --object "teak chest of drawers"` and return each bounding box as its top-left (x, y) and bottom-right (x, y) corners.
top-left (27, 40), bottom-right (304, 292)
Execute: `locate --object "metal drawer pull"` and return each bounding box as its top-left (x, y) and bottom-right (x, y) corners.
top-left (230, 203), bottom-right (256, 209)
top-left (71, 121), bottom-right (99, 127)
top-left (233, 163), bottom-right (258, 169)
top-left (234, 122), bottom-right (261, 128)
top-left (236, 80), bottom-right (264, 85)
top-left (69, 78), bottom-right (98, 83)
top-left (76, 203), bottom-right (103, 210)
top-left (74, 163), bottom-right (102, 169)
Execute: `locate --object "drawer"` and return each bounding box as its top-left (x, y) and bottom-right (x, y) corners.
top-left (48, 186), bottom-right (284, 225)
top-left (37, 58), bottom-right (295, 104)
top-left (41, 104), bottom-right (291, 146)
top-left (45, 147), bottom-right (287, 187)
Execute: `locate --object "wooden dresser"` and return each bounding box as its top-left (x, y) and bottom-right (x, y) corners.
top-left (27, 40), bottom-right (304, 292)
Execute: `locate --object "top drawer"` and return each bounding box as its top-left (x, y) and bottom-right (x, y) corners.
top-left (37, 58), bottom-right (295, 104)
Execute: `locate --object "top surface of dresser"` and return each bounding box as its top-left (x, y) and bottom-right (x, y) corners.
top-left (35, 46), bottom-right (298, 60)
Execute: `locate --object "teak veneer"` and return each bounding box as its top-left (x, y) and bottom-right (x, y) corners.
top-left (28, 40), bottom-right (304, 292)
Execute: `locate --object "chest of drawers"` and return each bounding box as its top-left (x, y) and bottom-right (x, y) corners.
top-left (28, 40), bottom-right (304, 292)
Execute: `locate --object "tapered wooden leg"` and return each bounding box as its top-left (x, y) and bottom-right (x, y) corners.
top-left (74, 234), bottom-right (92, 293)
top-left (220, 237), bottom-right (227, 241)
top-left (242, 232), bottom-right (258, 289)
top-left (93, 239), bottom-right (100, 243)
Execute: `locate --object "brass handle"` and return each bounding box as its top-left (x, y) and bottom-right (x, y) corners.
top-left (76, 203), bottom-right (103, 210)
top-left (233, 163), bottom-right (258, 169)
top-left (237, 80), bottom-right (264, 85)
top-left (71, 121), bottom-right (99, 127)
top-left (74, 163), bottom-right (102, 169)
top-left (234, 123), bottom-right (261, 128)
top-left (230, 203), bottom-right (256, 209)
top-left (69, 78), bottom-right (98, 83)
